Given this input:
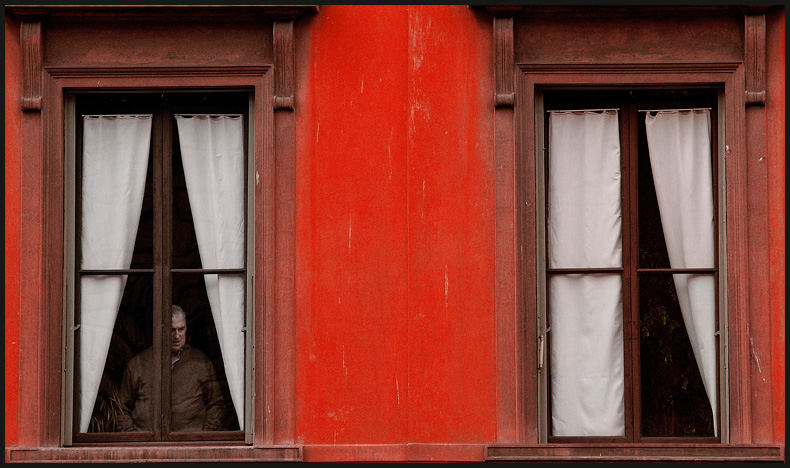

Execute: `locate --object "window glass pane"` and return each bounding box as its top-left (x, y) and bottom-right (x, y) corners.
top-left (171, 273), bottom-right (243, 432)
top-left (80, 114), bottom-right (152, 270)
top-left (549, 273), bottom-right (624, 436)
top-left (637, 120), bottom-right (671, 269)
top-left (173, 114), bottom-right (246, 271)
top-left (78, 273), bottom-right (153, 433)
top-left (171, 131), bottom-right (203, 269)
top-left (639, 274), bottom-right (715, 437)
top-left (548, 111), bottom-right (622, 269)
top-left (129, 157), bottom-right (154, 269)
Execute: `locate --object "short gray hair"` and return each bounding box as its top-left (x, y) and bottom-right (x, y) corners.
top-left (171, 304), bottom-right (186, 319)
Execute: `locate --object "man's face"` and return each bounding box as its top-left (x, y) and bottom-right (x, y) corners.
top-left (171, 314), bottom-right (187, 353)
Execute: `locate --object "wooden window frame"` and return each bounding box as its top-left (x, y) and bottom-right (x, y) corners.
top-left (487, 59), bottom-right (781, 461)
top-left (538, 89), bottom-right (723, 443)
top-left (519, 66), bottom-right (743, 447)
top-left (51, 71), bottom-right (272, 448)
top-left (484, 6), bottom-right (782, 461)
top-left (8, 5), bottom-right (312, 461)
top-left (66, 92), bottom-right (252, 444)
top-left (29, 66), bottom-right (300, 459)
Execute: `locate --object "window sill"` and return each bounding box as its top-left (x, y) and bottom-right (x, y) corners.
top-left (5, 445), bottom-right (302, 463)
top-left (486, 443), bottom-right (784, 462)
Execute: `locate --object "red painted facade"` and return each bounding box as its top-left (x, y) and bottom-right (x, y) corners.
top-left (3, 4), bottom-right (785, 463)
top-left (766, 8), bottom-right (786, 445)
top-left (295, 6), bottom-right (495, 450)
top-left (5, 11), bottom-right (23, 452)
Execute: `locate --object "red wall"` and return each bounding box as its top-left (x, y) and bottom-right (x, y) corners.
top-left (294, 6), bottom-right (495, 459)
top-left (4, 14), bottom-right (22, 448)
top-left (766, 8), bottom-right (785, 443)
top-left (2, 4), bottom-right (785, 462)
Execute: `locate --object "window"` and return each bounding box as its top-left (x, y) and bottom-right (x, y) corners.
top-left (537, 89), bottom-right (724, 442)
top-left (65, 92), bottom-right (252, 442)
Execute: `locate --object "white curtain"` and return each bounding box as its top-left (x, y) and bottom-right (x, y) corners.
top-left (548, 110), bottom-right (625, 436)
top-left (644, 109), bottom-right (718, 435)
top-left (175, 115), bottom-right (246, 428)
top-left (79, 115), bottom-right (152, 432)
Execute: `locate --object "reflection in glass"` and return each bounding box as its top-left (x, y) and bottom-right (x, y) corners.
top-left (171, 129), bottom-right (202, 270)
top-left (639, 274), bottom-right (714, 437)
top-left (547, 110), bottom-right (622, 270)
top-left (549, 273), bottom-right (625, 436)
top-left (167, 304), bottom-right (226, 431)
top-left (171, 274), bottom-right (242, 432)
top-left (82, 274), bottom-right (152, 433)
top-left (637, 119), bottom-right (671, 269)
top-left (129, 155), bottom-right (154, 269)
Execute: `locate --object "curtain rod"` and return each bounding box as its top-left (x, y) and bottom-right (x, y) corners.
top-left (638, 108), bottom-right (711, 113)
top-left (82, 114), bottom-right (152, 118)
top-left (547, 108), bottom-right (618, 113)
top-left (174, 114), bottom-right (243, 118)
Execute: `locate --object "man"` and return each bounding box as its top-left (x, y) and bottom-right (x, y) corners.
top-left (117, 305), bottom-right (225, 432)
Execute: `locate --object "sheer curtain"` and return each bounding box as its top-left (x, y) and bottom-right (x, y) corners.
top-left (644, 109), bottom-right (718, 435)
top-left (548, 110), bottom-right (624, 436)
top-left (79, 115), bottom-right (152, 432)
top-left (175, 115), bottom-right (246, 428)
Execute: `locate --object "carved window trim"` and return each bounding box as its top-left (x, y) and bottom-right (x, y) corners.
top-left (515, 63), bottom-right (745, 446)
top-left (7, 5), bottom-right (316, 461)
top-left (484, 6), bottom-right (782, 462)
top-left (48, 68), bottom-right (276, 448)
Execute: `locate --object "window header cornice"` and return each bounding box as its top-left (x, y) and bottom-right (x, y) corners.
top-left (474, 5), bottom-right (767, 19)
top-left (6, 5), bottom-right (319, 21)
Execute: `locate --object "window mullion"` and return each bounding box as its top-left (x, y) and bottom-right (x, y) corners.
top-left (711, 107), bottom-right (723, 440)
top-left (150, 104), bottom-right (166, 442)
top-left (150, 108), bottom-right (164, 439)
top-left (160, 108), bottom-right (174, 440)
top-left (70, 106), bottom-right (84, 442)
top-left (152, 108), bottom-right (167, 440)
top-left (624, 100), bottom-right (641, 443)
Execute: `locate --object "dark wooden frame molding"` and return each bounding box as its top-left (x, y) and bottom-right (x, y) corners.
top-left (6, 446), bottom-right (302, 463)
top-left (518, 61), bottom-right (746, 445)
top-left (7, 5), bottom-right (319, 21)
top-left (69, 93), bottom-right (250, 444)
top-left (273, 21), bottom-right (296, 111)
top-left (39, 65), bottom-right (292, 454)
top-left (490, 10), bottom-right (522, 445)
top-left (493, 16), bottom-right (514, 108)
top-left (6, 4), bottom-right (315, 461)
top-left (744, 12), bottom-right (767, 106)
top-left (541, 91), bottom-right (721, 443)
top-left (487, 443), bottom-right (783, 462)
top-left (20, 18), bottom-right (42, 111)
top-left (484, 5), bottom-right (782, 461)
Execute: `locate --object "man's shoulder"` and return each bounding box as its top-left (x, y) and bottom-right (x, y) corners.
top-left (182, 345), bottom-right (210, 363)
top-left (129, 346), bottom-right (154, 365)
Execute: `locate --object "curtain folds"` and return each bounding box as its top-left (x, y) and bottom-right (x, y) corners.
top-left (644, 109), bottom-right (718, 435)
top-left (79, 115), bottom-right (152, 432)
top-left (548, 110), bottom-right (625, 436)
top-left (175, 115), bottom-right (246, 429)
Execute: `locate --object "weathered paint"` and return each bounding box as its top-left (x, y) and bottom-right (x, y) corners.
top-left (2, 4), bottom-right (785, 462)
top-left (295, 5), bottom-right (494, 454)
top-left (295, 5), bottom-right (410, 446)
top-left (404, 6), bottom-right (495, 444)
top-left (4, 14), bottom-right (22, 448)
top-left (766, 8), bottom-right (785, 444)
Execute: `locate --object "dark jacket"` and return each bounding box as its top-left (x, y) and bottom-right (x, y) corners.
top-left (117, 345), bottom-right (225, 432)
